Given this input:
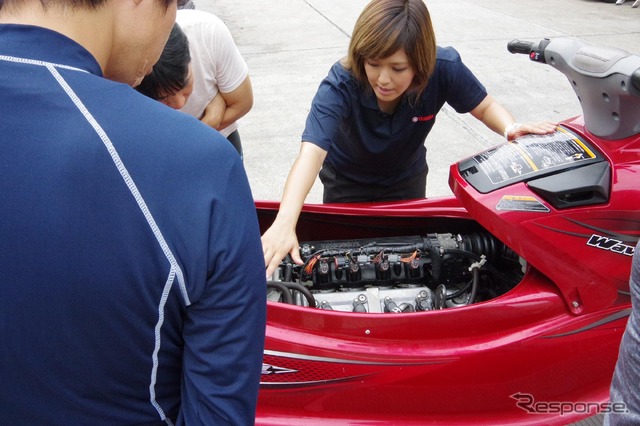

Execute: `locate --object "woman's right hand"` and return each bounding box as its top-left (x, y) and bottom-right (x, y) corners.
top-left (262, 142), bottom-right (328, 277)
top-left (262, 219), bottom-right (304, 278)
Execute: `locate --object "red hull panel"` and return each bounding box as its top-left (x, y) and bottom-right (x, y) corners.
top-left (256, 122), bottom-right (638, 424)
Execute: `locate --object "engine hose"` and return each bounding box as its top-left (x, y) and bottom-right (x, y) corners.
top-left (284, 263), bottom-right (293, 282)
top-left (266, 281), bottom-right (294, 304)
top-left (440, 249), bottom-right (482, 304)
top-left (442, 248), bottom-right (503, 276)
top-left (430, 248), bottom-right (442, 281)
top-left (462, 232), bottom-right (497, 261)
top-left (282, 281), bottom-right (317, 308)
top-left (468, 267), bottom-right (479, 305)
top-left (442, 268), bottom-right (479, 304)
top-left (444, 248), bottom-right (482, 262)
top-left (445, 279), bottom-right (472, 300)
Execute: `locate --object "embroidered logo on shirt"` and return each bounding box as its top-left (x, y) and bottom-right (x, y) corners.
top-left (412, 114), bottom-right (434, 122)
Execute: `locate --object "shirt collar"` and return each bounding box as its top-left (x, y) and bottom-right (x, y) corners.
top-left (359, 85), bottom-right (410, 116)
top-left (0, 24), bottom-right (103, 77)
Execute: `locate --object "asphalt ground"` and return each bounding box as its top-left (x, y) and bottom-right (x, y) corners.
top-left (194, 0), bottom-right (639, 203)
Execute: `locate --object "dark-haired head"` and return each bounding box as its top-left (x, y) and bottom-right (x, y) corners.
top-left (0, 0), bottom-right (174, 11)
top-left (136, 22), bottom-right (193, 107)
top-left (344, 0), bottom-right (436, 103)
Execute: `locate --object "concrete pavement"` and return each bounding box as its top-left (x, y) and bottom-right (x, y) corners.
top-left (195, 0), bottom-right (639, 203)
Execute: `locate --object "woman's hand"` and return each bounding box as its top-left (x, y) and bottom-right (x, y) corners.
top-left (471, 95), bottom-right (557, 141)
top-left (261, 142), bottom-right (328, 278)
top-left (261, 219), bottom-right (304, 278)
top-left (505, 121), bottom-right (557, 141)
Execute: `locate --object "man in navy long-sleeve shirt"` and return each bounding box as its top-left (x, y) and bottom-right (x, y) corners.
top-left (606, 241), bottom-right (640, 425)
top-left (0, 0), bottom-right (266, 424)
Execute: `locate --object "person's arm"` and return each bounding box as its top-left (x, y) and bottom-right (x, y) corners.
top-left (200, 76), bottom-right (253, 131)
top-left (470, 94), bottom-right (557, 140)
top-left (180, 153), bottom-right (266, 425)
top-left (262, 142), bottom-right (327, 277)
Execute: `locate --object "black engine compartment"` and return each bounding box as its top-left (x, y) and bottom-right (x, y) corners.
top-left (268, 228), bottom-right (525, 313)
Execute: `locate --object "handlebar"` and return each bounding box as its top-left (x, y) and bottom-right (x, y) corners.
top-left (507, 37), bottom-right (640, 140)
top-left (633, 69), bottom-right (640, 92)
top-left (507, 38), bottom-right (550, 63)
top-left (507, 39), bottom-right (535, 55)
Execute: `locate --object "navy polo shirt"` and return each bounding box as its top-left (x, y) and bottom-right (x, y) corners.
top-left (302, 46), bottom-right (487, 186)
top-left (0, 24), bottom-right (266, 425)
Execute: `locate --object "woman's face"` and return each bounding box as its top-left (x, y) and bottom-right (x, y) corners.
top-left (364, 48), bottom-right (415, 113)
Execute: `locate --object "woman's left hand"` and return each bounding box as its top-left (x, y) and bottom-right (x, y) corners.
top-left (506, 121), bottom-right (558, 141)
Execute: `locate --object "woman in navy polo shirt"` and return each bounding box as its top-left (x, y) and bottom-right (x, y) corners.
top-left (262, 0), bottom-right (555, 275)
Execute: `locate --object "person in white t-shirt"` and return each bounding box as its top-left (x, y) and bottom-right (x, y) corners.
top-left (137, 9), bottom-right (253, 159)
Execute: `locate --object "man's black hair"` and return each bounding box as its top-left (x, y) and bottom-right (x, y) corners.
top-left (0, 0), bottom-right (174, 11)
top-left (136, 23), bottom-right (191, 101)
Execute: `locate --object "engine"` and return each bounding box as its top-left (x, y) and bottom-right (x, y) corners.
top-left (268, 232), bottom-right (525, 313)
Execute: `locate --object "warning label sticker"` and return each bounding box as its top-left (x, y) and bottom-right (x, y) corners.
top-left (472, 128), bottom-right (598, 186)
top-left (496, 195), bottom-right (550, 213)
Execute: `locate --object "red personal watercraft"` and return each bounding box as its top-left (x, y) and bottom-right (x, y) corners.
top-left (254, 37), bottom-right (640, 425)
